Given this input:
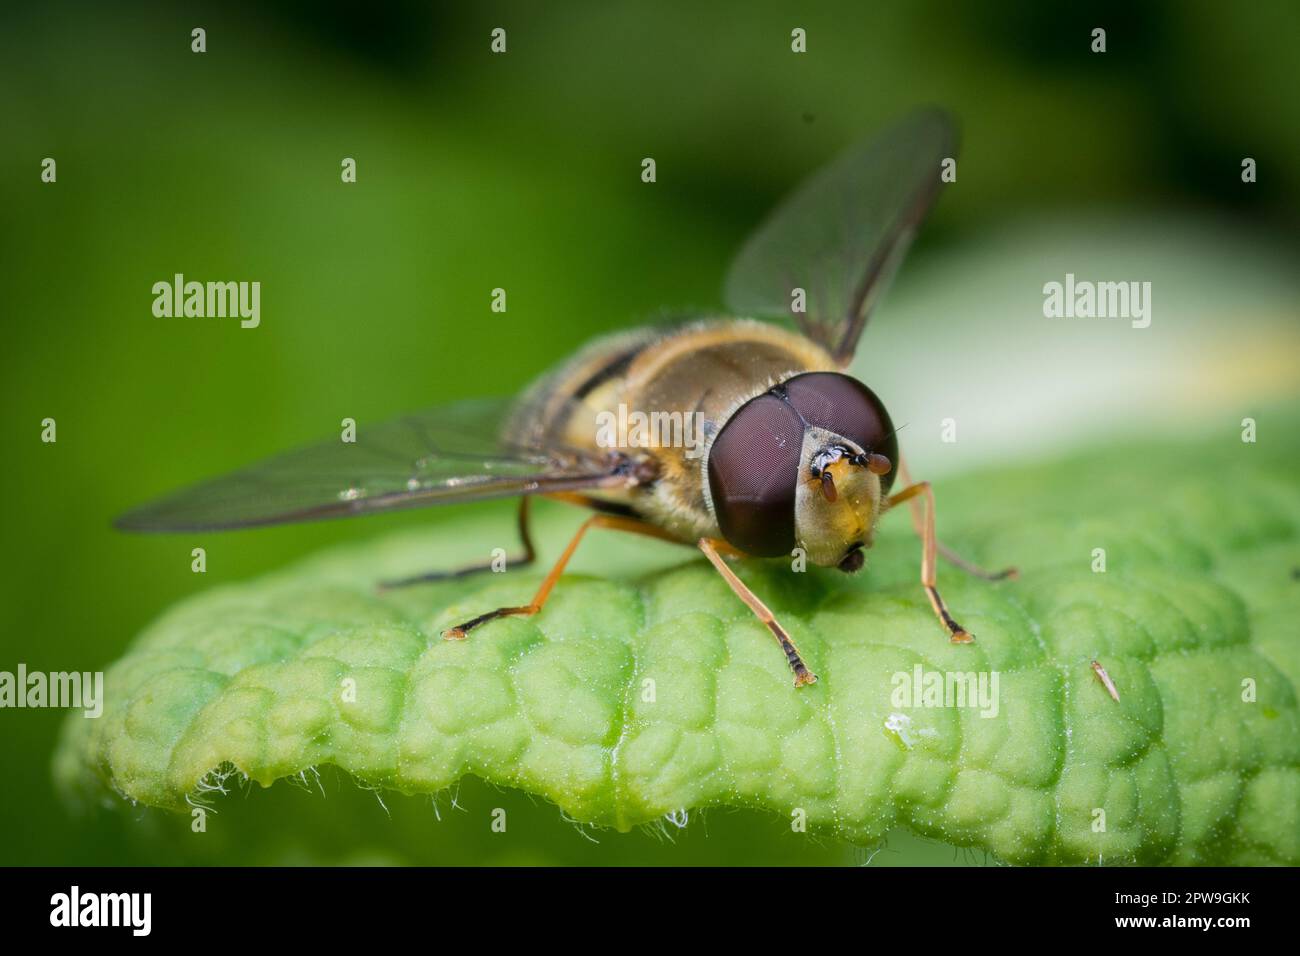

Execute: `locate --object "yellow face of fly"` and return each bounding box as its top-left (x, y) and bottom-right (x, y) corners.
top-left (793, 426), bottom-right (884, 570)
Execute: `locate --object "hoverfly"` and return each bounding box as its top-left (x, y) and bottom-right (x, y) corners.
top-left (118, 110), bottom-right (1015, 687)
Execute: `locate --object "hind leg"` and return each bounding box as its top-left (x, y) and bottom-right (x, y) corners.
top-left (378, 497), bottom-right (536, 590)
top-left (442, 512), bottom-right (683, 638)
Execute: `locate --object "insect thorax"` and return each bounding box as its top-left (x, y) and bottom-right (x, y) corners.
top-left (508, 318), bottom-right (838, 545)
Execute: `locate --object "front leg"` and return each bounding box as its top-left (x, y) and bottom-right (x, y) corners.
top-left (887, 480), bottom-right (974, 644)
top-left (896, 459), bottom-right (1017, 582)
top-left (697, 538), bottom-right (816, 687)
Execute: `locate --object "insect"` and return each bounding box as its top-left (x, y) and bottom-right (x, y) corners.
top-left (117, 109), bottom-right (1015, 687)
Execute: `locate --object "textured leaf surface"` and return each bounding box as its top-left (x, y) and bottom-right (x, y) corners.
top-left (56, 423), bottom-right (1300, 864)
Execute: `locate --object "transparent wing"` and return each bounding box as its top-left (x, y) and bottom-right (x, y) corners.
top-left (115, 397), bottom-right (633, 532)
top-left (724, 109), bottom-right (956, 365)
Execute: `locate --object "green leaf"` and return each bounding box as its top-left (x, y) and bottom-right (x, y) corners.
top-left (56, 420), bottom-right (1300, 865)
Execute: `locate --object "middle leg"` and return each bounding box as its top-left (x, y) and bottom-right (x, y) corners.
top-left (379, 496), bottom-right (537, 590)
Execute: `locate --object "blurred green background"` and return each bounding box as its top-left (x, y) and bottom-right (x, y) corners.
top-left (2, 0), bottom-right (1297, 865)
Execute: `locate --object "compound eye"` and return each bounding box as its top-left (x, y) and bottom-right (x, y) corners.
top-left (781, 372), bottom-right (898, 492)
top-left (707, 394), bottom-right (804, 557)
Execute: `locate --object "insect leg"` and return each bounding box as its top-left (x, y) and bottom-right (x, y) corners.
top-left (442, 513), bottom-right (683, 639)
top-left (544, 491), bottom-right (642, 518)
top-left (697, 538), bottom-right (816, 687)
top-left (894, 459), bottom-right (1017, 581)
top-left (887, 480), bottom-right (974, 643)
top-left (379, 497), bottom-right (536, 589)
